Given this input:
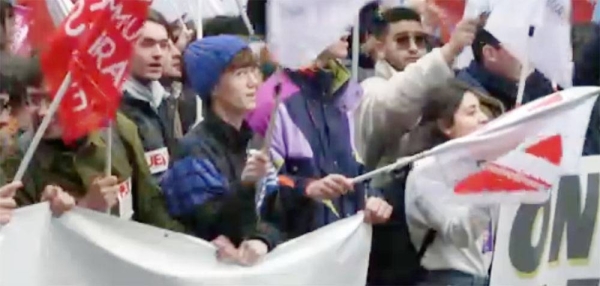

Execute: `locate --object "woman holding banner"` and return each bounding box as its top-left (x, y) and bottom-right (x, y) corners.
top-left (402, 80), bottom-right (499, 286)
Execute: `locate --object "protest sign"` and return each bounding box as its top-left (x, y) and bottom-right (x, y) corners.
top-left (0, 205), bottom-right (371, 286)
top-left (491, 156), bottom-right (600, 286)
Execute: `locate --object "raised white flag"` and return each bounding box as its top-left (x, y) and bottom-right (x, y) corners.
top-left (0, 204), bottom-right (372, 286)
top-left (408, 87), bottom-right (599, 205)
top-left (267, 0), bottom-right (373, 69)
top-left (484, 0), bottom-right (573, 87)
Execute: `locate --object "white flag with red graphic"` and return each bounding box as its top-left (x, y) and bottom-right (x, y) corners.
top-left (413, 87), bottom-right (600, 204)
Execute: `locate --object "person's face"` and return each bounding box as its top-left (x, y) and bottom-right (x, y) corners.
top-left (27, 87), bottom-right (63, 140)
top-left (482, 45), bottom-right (522, 81)
top-left (213, 66), bottom-right (261, 113)
top-left (162, 39), bottom-right (182, 78)
top-left (0, 93), bottom-right (10, 129)
top-left (323, 34), bottom-right (350, 59)
top-left (441, 92), bottom-right (489, 139)
top-left (377, 20), bottom-right (428, 71)
top-left (130, 21), bottom-right (169, 81)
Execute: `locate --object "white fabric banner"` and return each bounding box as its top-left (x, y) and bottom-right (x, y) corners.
top-left (0, 206), bottom-right (372, 286)
top-left (490, 155), bottom-right (600, 286)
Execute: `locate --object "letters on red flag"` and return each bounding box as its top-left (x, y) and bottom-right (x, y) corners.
top-left (40, 0), bottom-right (151, 141)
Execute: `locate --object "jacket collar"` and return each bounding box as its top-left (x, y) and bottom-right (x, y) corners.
top-left (123, 78), bottom-right (169, 110)
top-left (203, 109), bottom-right (253, 152)
top-left (284, 60), bottom-right (361, 111)
top-left (465, 61), bottom-right (518, 109)
top-left (374, 60), bottom-right (397, 80)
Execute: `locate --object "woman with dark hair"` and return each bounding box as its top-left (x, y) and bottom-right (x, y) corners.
top-left (402, 80), bottom-right (496, 286)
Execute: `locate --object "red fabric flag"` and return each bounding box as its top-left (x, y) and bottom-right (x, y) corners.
top-left (40, 0), bottom-right (151, 142)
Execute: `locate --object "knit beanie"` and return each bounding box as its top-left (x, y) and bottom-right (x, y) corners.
top-left (184, 35), bottom-right (248, 101)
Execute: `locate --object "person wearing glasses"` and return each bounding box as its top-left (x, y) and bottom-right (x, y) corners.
top-left (354, 7), bottom-right (479, 177)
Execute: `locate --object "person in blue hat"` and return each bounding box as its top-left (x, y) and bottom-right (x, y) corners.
top-left (160, 35), bottom-right (281, 266)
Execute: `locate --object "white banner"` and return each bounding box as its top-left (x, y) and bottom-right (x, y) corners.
top-left (491, 156), bottom-right (600, 286)
top-left (0, 205), bottom-right (371, 286)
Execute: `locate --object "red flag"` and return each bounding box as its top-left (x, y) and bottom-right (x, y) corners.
top-left (40, 0), bottom-right (151, 142)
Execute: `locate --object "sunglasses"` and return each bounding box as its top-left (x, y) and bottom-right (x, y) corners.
top-left (394, 33), bottom-right (428, 49)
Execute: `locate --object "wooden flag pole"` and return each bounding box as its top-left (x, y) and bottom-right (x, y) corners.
top-left (13, 73), bottom-right (73, 182)
top-left (351, 149), bottom-right (434, 184)
top-left (234, 0), bottom-right (255, 36)
top-left (351, 16), bottom-right (360, 82)
top-left (104, 121), bottom-right (112, 177)
top-left (515, 27), bottom-right (535, 107)
top-left (261, 83), bottom-right (282, 154)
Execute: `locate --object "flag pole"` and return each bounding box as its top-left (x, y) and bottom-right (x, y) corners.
top-left (515, 27), bottom-right (535, 107)
top-left (12, 73), bottom-right (73, 182)
top-left (352, 149), bottom-right (434, 184)
top-left (105, 121), bottom-right (113, 215)
top-left (104, 121), bottom-right (112, 177)
top-left (351, 16), bottom-right (360, 82)
top-left (261, 83), bottom-right (282, 154)
top-left (234, 0), bottom-right (255, 36)
top-left (196, 0), bottom-right (203, 39)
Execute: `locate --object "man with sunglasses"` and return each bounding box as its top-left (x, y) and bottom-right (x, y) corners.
top-left (355, 7), bottom-right (479, 173)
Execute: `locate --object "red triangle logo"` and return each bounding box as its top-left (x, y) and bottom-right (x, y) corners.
top-left (454, 135), bottom-right (563, 194)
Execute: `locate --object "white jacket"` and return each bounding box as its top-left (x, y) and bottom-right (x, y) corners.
top-left (405, 157), bottom-right (497, 277)
top-left (354, 48), bottom-right (455, 169)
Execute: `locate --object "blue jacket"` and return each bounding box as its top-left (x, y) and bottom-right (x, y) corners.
top-left (247, 62), bottom-right (377, 238)
top-left (457, 61), bottom-right (554, 110)
top-left (160, 109), bottom-right (281, 248)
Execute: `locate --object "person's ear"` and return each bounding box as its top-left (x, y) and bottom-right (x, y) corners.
top-left (372, 36), bottom-right (387, 60)
top-left (437, 118), bottom-right (453, 138)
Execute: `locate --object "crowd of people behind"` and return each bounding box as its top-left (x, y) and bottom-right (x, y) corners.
top-left (0, 0), bottom-right (599, 285)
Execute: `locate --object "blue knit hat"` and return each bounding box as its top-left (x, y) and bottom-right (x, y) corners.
top-left (184, 35), bottom-right (249, 100)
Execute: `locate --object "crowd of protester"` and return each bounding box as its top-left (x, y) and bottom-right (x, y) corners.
top-left (0, 0), bottom-right (599, 285)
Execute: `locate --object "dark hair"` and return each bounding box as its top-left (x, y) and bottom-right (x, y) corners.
top-left (472, 28), bottom-right (501, 63)
top-left (371, 7), bottom-right (421, 39)
top-left (401, 80), bottom-right (479, 157)
top-left (0, 73), bottom-right (26, 107)
top-left (146, 9), bottom-right (174, 40)
top-left (203, 16), bottom-right (250, 37)
top-left (22, 56), bottom-right (43, 88)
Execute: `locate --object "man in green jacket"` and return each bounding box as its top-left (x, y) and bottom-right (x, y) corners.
top-left (3, 59), bottom-right (185, 232)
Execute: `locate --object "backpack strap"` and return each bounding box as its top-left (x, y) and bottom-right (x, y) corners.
top-left (417, 229), bottom-right (437, 260)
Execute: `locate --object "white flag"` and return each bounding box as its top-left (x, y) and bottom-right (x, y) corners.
top-left (0, 204), bottom-right (372, 286)
top-left (267, 0), bottom-right (373, 69)
top-left (410, 87), bottom-right (600, 205)
top-left (485, 0), bottom-right (573, 87)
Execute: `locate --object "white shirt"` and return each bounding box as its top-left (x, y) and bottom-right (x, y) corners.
top-left (405, 157), bottom-right (497, 277)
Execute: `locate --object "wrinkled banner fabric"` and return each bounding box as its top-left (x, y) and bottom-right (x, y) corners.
top-left (0, 205), bottom-right (372, 286)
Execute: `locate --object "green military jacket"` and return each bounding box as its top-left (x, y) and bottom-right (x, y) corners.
top-left (2, 113), bottom-right (185, 232)
top-left (0, 167), bottom-right (6, 186)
